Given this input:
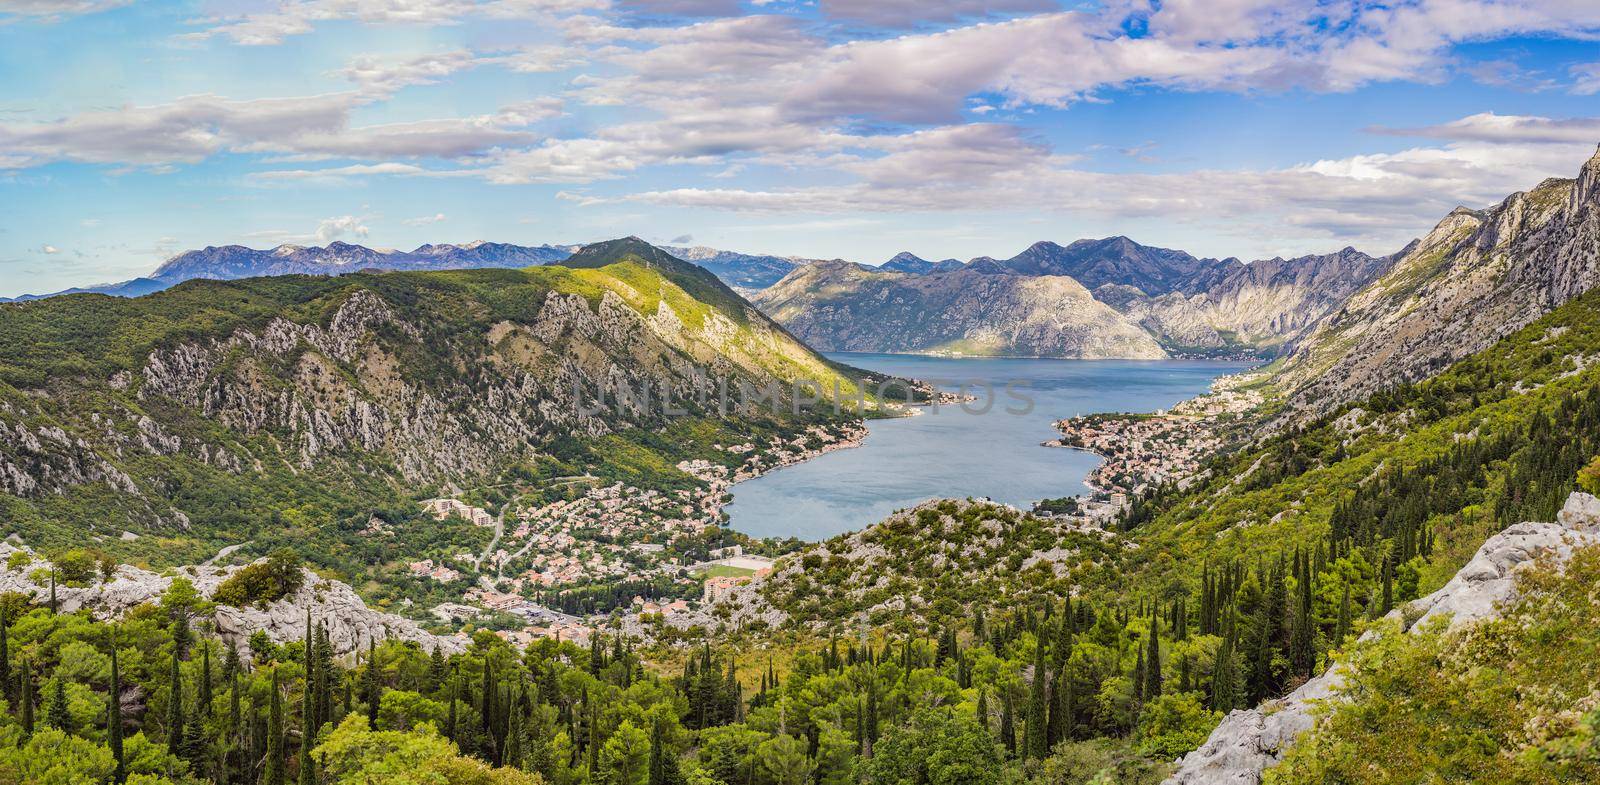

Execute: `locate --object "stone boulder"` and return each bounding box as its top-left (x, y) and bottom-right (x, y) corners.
top-left (0, 544), bottom-right (462, 661)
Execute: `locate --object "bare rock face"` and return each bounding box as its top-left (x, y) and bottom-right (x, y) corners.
top-left (0, 544), bottom-right (461, 661)
top-left (1165, 492), bottom-right (1600, 785)
top-left (1277, 147), bottom-right (1600, 419)
top-left (754, 261), bottom-right (1168, 359)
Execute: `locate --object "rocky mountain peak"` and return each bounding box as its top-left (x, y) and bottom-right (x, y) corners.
top-left (1571, 143), bottom-right (1600, 211)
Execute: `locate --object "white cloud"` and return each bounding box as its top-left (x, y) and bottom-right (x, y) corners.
top-left (817, 0), bottom-right (1056, 28)
top-left (0, 93), bottom-right (556, 169)
top-left (1572, 62), bottom-right (1600, 95)
top-left (0, 0), bottom-right (128, 21)
top-left (39, 244), bottom-right (60, 253)
top-left (582, 121), bottom-right (1600, 257)
top-left (1374, 112), bottom-right (1600, 145)
top-left (404, 212), bottom-right (448, 225)
top-left (185, 0), bottom-right (606, 46)
top-left (314, 215), bottom-right (371, 243)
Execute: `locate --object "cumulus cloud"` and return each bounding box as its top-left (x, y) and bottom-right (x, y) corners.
top-left (314, 215), bottom-right (370, 243)
top-left (39, 244), bottom-right (60, 253)
top-left (582, 125), bottom-right (1600, 255)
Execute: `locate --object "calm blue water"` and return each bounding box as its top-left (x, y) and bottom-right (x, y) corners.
top-left (724, 353), bottom-right (1253, 540)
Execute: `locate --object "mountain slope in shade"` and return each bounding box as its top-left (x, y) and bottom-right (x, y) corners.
top-left (1099, 246), bottom-right (1399, 352)
top-left (0, 277), bottom-right (170, 303)
top-left (663, 245), bottom-right (810, 291)
top-left (1275, 145), bottom-right (1600, 418)
top-left (1000, 236), bottom-right (1241, 294)
top-left (752, 260), bottom-right (1167, 359)
top-left (879, 252), bottom-right (967, 275)
top-left (152, 240), bottom-right (577, 281)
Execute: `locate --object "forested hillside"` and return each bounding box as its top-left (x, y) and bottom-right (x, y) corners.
top-left (0, 240), bottom-right (895, 582)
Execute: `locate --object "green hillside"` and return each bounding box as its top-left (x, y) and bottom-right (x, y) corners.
top-left (0, 250), bottom-right (894, 582)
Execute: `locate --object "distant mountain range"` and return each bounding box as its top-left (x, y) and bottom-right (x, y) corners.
top-left (753, 236), bottom-right (1398, 359)
top-left (0, 241), bottom-right (579, 302)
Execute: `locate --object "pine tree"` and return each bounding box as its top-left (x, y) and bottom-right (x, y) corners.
top-left (266, 669), bottom-right (285, 785)
top-left (109, 631), bottom-right (126, 784)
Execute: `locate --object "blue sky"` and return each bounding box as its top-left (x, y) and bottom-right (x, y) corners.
top-left (2, 0), bottom-right (1600, 297)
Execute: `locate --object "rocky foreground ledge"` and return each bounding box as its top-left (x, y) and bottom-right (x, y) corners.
top-left (1164, 491), bottom-right (1600, 784)
top-left (0, 543), bottom-right (462, 661)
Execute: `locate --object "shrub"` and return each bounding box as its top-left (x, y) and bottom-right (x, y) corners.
top-left (212, 549), bottom-right (305, 608)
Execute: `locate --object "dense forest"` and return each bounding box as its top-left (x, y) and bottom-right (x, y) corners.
top-left (8, 283), bottom-right (1600, 784)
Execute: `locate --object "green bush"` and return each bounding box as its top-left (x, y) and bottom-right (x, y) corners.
top-left (212, 549), bottom-right (305, 608)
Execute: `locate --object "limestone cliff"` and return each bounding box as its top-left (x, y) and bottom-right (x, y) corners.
top-left (1275, 146), bottom-right (1600, 419)
top-left (752, 261), bottom-right (1167, 359)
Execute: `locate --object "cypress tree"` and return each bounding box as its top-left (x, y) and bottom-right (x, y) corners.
top-left (266, 669), bottom-right (285, 785)
top-left (200, 642), bottom-right (214, 719)
top-left (975, 687), bottom-right (989, 732)
top-left (865, 671), bottom-right (880, 748)
top-left (506, 703), bottom-right (525, 771)
top-left (109, 632), bottom-right (126, 784)
top-left (445, 667), bottom-right (459, 742)
top-left (1380, 556), bottom-right (1395, 615)
top-left (49, 569), bottom-right (57, 614)
top-left (647, 717), bottom-right (665, 785)
top-left (999, 689), bottom-right (1017, 758)
top-left (1144, 611), bottom-right (1162, 700)
top-left (228, 672), bottom-right (243, 785)
top-left (19, 657), bottom-right (32, 736)
top-left (0, 611), bottom-right (9, 703)
top-left (1289, 552), bottom-right (1316, 679)
top-left (167, 645), bottom-right (185, 754)
top-left (1211, 625), bottom-right (1236, 714)
top-left (362, 639), bottom-right (381, 727)
top-left (1025, 632), bottom-right (1049, 759)
top-left (47, 678), bottom-right (72, 731)
top-left (1334, 583), bottom-right (1352, 647)
top-left (299, 658), bottom-right (315, 785)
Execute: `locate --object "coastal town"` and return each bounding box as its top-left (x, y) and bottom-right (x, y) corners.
top-left (1046, 371), bottom-right (1265, 520)
top-left (400, 423), bottom-right (863, 647)
top-left (395, 372), bottom-right (1261, 648)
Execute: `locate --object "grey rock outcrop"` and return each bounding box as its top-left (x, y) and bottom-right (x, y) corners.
top-left (0, 543), bottom-right (461, 661)
top-left (1277, 146), bottom-right (1600, 419)
top-left (1165, 491), bottom-right (1600, 784)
